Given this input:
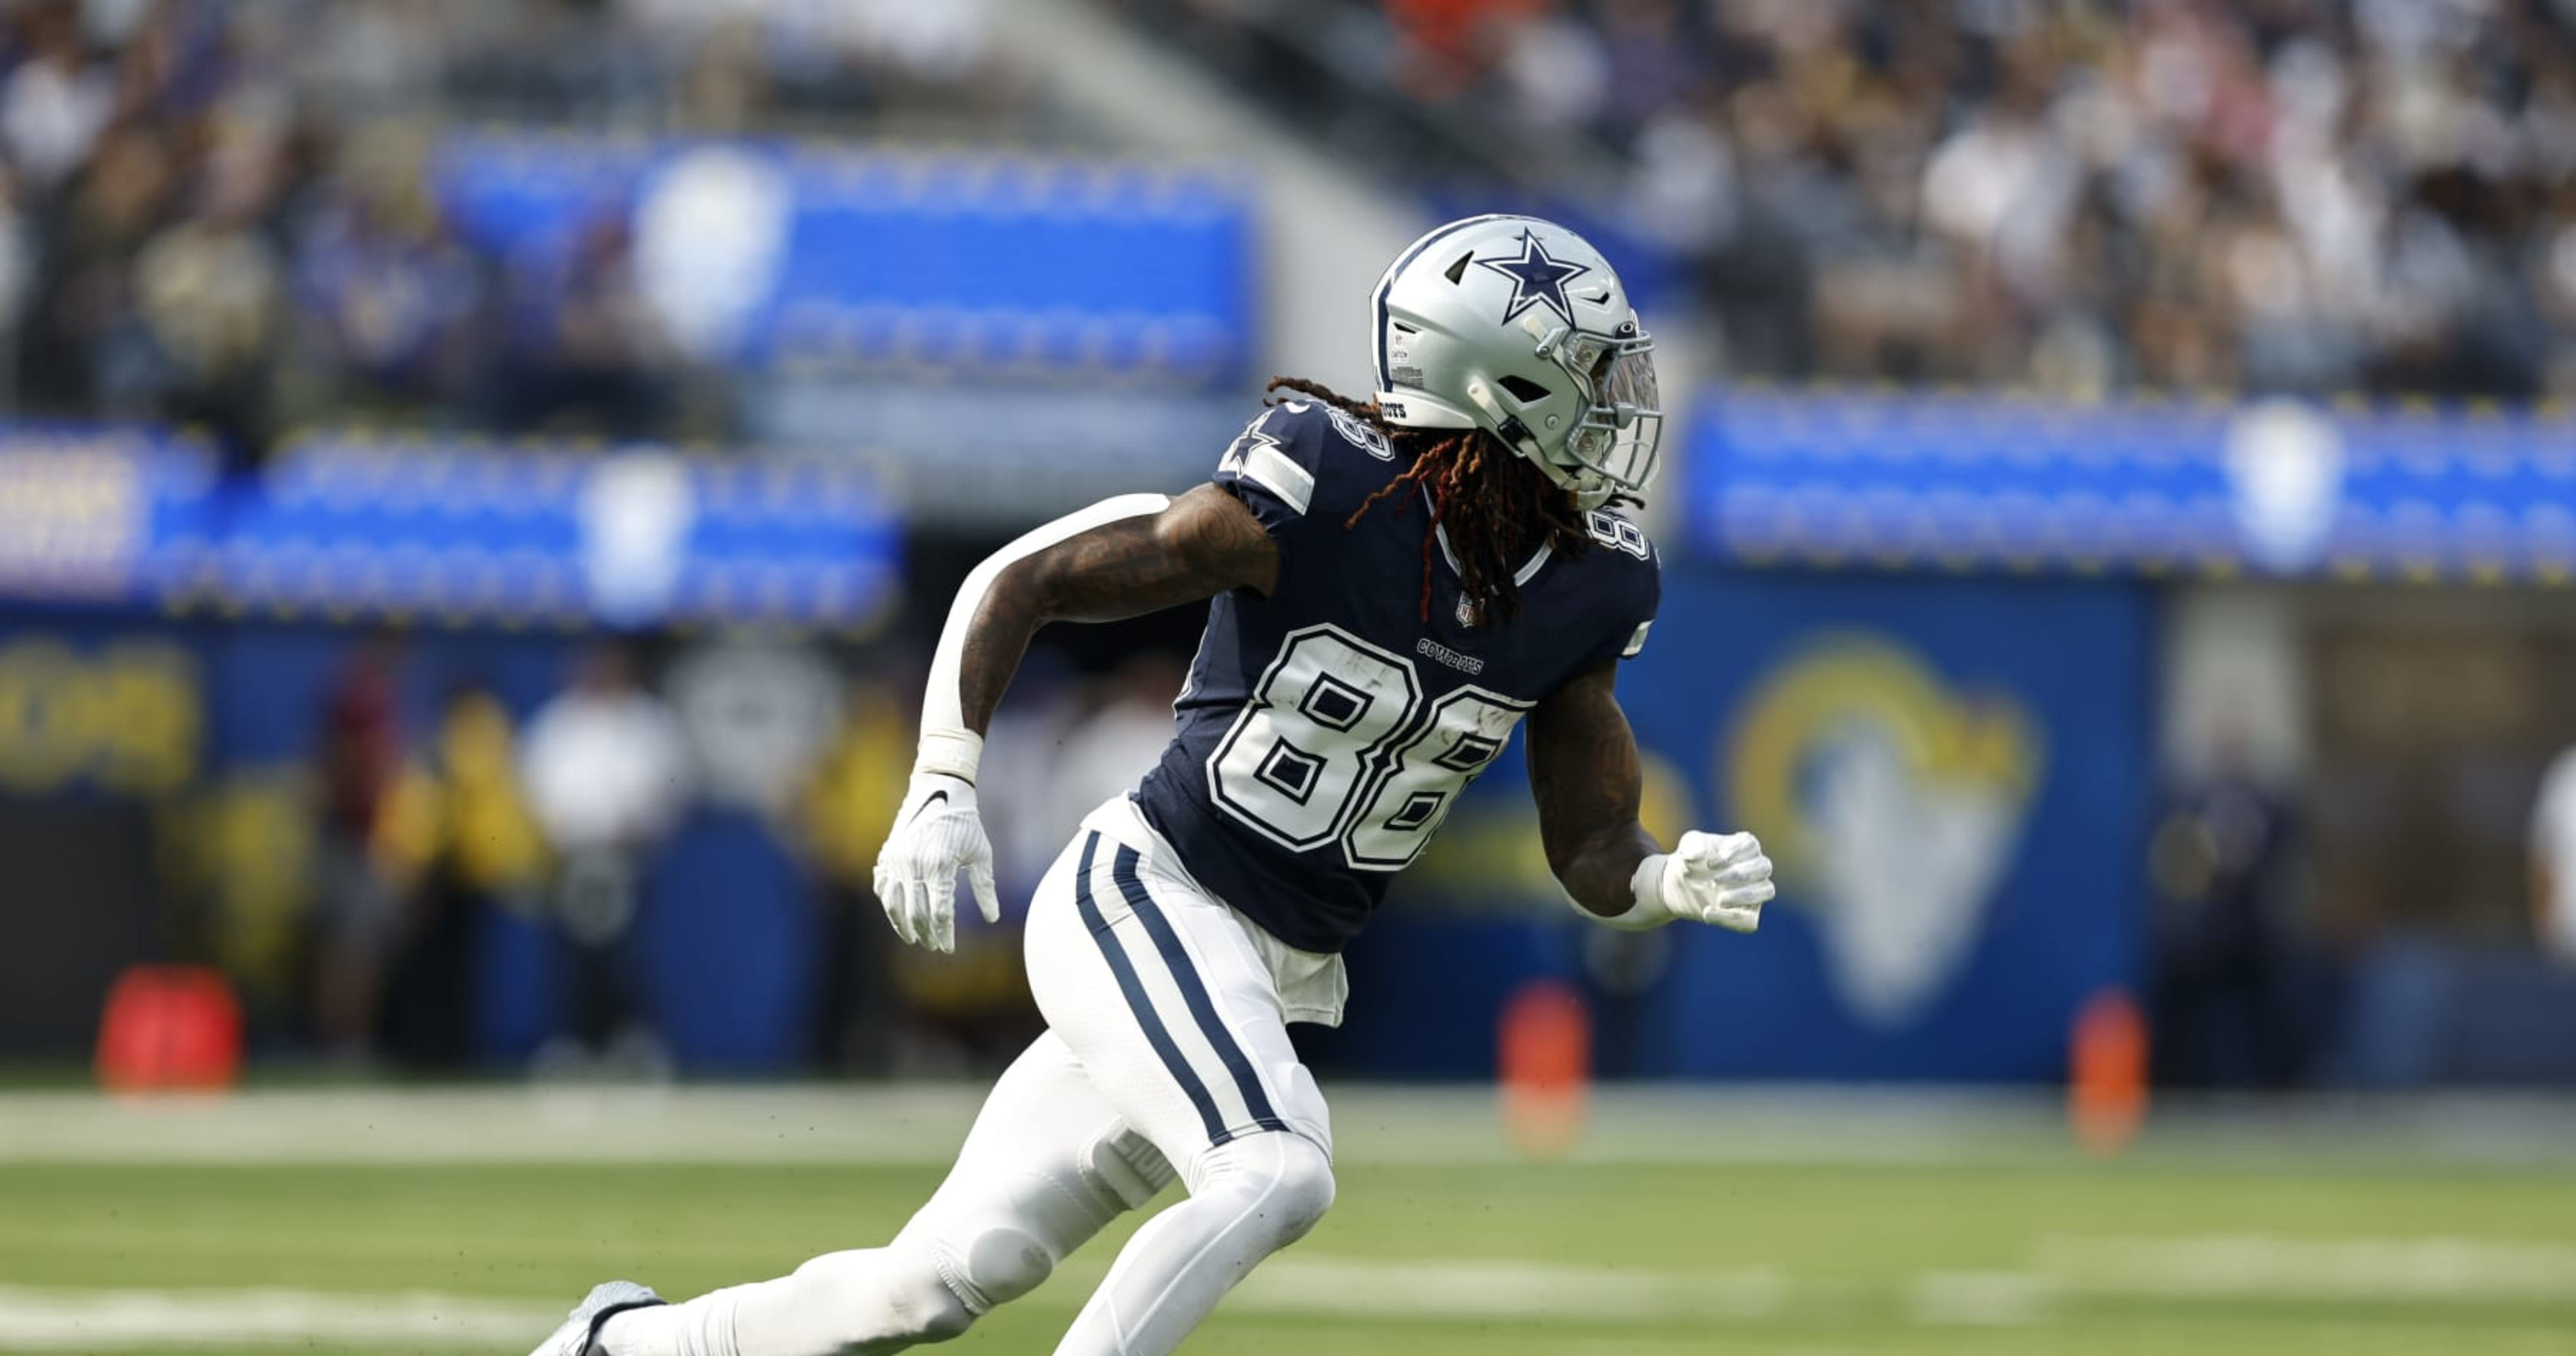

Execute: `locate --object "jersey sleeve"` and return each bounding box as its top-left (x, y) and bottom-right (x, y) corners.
top-left (1210, 402), bottom-right (1330, 546)
top-left (1579, 513), bottom-right (1661, 669)
top-left (1210, 399), bottom-right (1403, 561)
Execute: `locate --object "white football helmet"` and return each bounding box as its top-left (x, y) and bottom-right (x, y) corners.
top-left (1371, 215), bottom-right (1662, 510)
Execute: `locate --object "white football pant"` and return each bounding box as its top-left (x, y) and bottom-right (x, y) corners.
top-left (597, 797), bottom-right (1338, 1356)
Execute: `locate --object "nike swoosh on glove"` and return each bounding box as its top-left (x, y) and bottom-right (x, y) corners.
top-left (871, 772), bottom-right (1002, 953)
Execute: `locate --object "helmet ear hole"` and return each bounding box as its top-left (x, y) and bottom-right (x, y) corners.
top-left (1497, 374), bottom-right (1551, 403)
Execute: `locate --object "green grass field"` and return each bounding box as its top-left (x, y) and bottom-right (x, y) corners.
top-left (3, 1090), bottom-right (2574, 1355)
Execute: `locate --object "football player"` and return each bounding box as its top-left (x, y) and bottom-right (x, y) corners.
top-left (534, 214), bottom-right (1773, 1356)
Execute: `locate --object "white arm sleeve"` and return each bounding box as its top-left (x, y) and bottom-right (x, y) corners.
top-left (915, 492), bottom-right (1174, 782)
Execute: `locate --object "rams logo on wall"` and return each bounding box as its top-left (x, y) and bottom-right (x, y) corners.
top-left (1726, 635), bottom-right (2042, 1027)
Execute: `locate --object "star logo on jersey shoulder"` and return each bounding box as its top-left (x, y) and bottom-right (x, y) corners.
top-left (1219, 425), bottom-right (1283, 478)
top-left (1474, 231), bottom-right (1591, 327)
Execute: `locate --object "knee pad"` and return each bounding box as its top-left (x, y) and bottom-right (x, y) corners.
top-left (1199, 1132), bottom-right (1335, 1250)
top-left (900, 1161), bottom-right (1131, 1314)
top-left (949, 1222), bottom-right (1055, 1308)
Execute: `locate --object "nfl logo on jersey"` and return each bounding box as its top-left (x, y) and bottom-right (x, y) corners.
top-left (1455, 594), bottom-right (1480, 628)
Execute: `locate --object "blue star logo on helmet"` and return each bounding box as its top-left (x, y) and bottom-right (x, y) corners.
top-left (1473, 231), bottom-right (1592, 327)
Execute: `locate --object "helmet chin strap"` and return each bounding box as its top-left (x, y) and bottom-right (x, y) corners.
top-left (1466, 378), bottom-right (1613, 509)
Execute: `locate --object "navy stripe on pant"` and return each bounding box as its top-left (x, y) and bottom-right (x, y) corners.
top-left (1070, 832), bottom-right (1230, 1145)
top-left (1110, 844), bottom-right (1289, 1138)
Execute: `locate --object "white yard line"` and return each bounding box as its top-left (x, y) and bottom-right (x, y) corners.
top-left (0, 1088), bottom-right (983, 1167)
top-left (2035, 1233), bottom-right (2576, 1301)
top-left (0, 1234), bottom-right (2567, 1350)
top-left (0, 1258), bottom-right (1769, 1350)
top-left (1234, 1257), bottom-right (1789, 1323)
top-left (1908, 1270), bottom-right (2053, 1326)
top-left (0, 1287), bottom-right (545, 1350)
top-left (1914, 1232), bottom-right (2576, 1322)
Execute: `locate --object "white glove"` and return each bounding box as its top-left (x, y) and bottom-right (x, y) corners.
top-left (871, 772), bottom-right (1002, 953)
top-left (1622, 830), bottom-right (1775, 933)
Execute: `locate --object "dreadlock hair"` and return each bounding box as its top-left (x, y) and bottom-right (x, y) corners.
top-left (1264, 376), bottom-right (1594, 627)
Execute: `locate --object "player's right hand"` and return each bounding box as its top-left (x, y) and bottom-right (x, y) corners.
top-left (872, 772), bottom-right (1003, 953)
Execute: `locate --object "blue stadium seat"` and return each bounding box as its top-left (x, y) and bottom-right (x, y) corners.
top-left (432, 133), bottom-right (1253, 388)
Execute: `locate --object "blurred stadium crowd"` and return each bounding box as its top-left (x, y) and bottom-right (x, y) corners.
top-left (0, 0), bottom-right (1009, 467)
top-left (5, 0), bottom-right (2574, 468)
top-left (1155, 0), bottom-right (2576, 399)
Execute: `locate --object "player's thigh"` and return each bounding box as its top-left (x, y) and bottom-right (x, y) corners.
top-left (1024, 825), bottom-right (1331, 1189)
top-left (893, 1030), bottom-right (1173, 1308)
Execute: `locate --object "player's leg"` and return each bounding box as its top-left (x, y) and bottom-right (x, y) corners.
top-left (1050, 1130), bottom-right (1331, 1356)
top-left (581, 1030), bottom-right (1170, 1356)
top-left (1026, 818), bottom-right (1337, 1356)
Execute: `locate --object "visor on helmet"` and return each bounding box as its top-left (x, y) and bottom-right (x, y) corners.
top-left (1539, 323), bottom-right (1661, 500)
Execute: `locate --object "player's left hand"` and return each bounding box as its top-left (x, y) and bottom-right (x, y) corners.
top-left (1647, 830), bottom-right (1775, 932)
top-left (872, 772), bottom-right (1003, 953)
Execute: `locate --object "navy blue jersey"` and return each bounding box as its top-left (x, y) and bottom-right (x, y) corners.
top-left (1132, 399), bottom-right (1660, 954)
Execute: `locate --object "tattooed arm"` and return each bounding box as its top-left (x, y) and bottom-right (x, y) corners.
top-left (1527, 662), bottom-right (1775, 931)
top-left (952, 483), bottom-right (1279, 736)
top-left (874, 485), bottom-right (1276, 951)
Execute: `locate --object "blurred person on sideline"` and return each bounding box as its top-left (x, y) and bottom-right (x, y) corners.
top-left (519, 643), bottom-right (690, 1075)
top-left (373, 683), bottom-right (550, 1069)
top-left (800, 673), bottom-right (914, 1073)
top-left (660, 639), bottom-right (862, 1065)
top-left (307, 639), bottom-right (405, 1063)
top-left (2529, 742), bottom-right (2576, 965)
top-left (2147, 735), bottom-right (2317, 1087)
